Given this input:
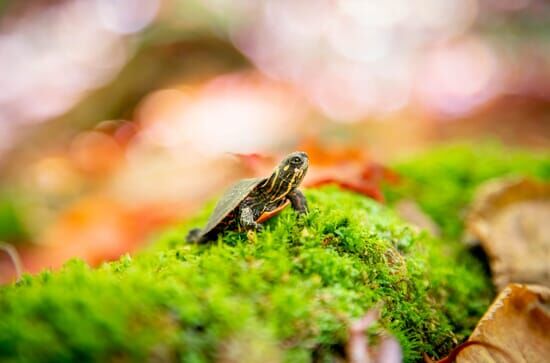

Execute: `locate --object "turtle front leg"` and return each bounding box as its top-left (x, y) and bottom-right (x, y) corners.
top-left (287, 189), bottom-right (308, 214)
top-left (239, 206), bottom-right (263, 231)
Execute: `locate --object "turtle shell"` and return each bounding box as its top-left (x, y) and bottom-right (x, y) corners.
top-left (200, 177), bottom-right (265, 237)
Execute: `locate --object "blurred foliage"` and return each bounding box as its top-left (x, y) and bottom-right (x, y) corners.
top-left (0, 192), bottom-right (28, 243)
top-left (0, 187), bottom-right (491, 363)
top-left (385, 142), bottom-right (550, 239)
top-left (15, 36), bottom-right (247, 159)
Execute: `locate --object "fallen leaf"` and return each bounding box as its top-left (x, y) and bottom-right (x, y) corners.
top-left (299, 139), bottom-right (399, 201)
top-left (456, 283), bottom-right (550, 363)
top-left (306, 177), bottom-right (385, 201)
top-left (304, 162), bottom-right (399, 202)
top-left (423, 341), bottom-right (510, 363)
top-left (360, 162), bottom-right (400, 185)
top-left (19, 197), bottom-right (180, 275)
top-left (466, 177), bottom-right (550, 289)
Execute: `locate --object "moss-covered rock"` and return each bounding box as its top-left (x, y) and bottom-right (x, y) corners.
top-left (3, 143), bottom-right (547, 363)
top-left (1, 186), bottom-right (491, 363)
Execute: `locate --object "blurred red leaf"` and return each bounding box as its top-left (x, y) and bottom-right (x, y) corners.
top-left (298, 137), bottom-right (368, 166)
top-left (18, 197), bottom-right (181, 275)
top-left (306, 177), bottom-right (385, 201)
top-left (298, 139), bottom-right (399, 202)
top-left (232, 140), bottom-right (400, 202)
top-left (305, 162), bottom-right (400, 203)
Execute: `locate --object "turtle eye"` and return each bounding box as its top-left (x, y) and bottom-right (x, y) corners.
top-left (291, 156), bottom-right (302, 165)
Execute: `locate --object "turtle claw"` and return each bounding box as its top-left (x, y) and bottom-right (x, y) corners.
top-left (246, 224), bottom-right (264, 242)
top-left (240, 221), bottom-right (263, 233)
top-left (295, 211), bottom-right (309, 227)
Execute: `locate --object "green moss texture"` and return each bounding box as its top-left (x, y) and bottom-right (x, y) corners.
top-left (1, 143), bottom-right (547, 363)
top-left (386, 143), bottom-right (550, 239)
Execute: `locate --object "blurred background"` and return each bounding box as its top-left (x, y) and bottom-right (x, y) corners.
top-left (0, 0), bottom-right (549, 282)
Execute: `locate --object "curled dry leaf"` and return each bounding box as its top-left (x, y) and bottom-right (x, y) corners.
top-left (457, 283), bottom-right (550, 363)
top-left (346, 309), bottom-right (403, 363)
top-left (423, 341), bottom-right (510, 363)
top-left (466, 177), bottom-right (550, 290)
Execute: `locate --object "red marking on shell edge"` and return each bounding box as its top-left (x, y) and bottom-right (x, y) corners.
top-left (256, 200), bottom-right (291, 224)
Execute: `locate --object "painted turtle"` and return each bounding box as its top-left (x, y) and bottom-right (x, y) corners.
top-left (186, 151), bottom-right (309, 243)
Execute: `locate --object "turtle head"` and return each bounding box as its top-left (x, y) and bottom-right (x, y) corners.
top-left (263, 152), bottom-right (309, 199)
top-left (278, 151), bottom-right (309, 188)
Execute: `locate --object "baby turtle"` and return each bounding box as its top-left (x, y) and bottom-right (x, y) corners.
top-left (186, 151), bottom-right (309, 243)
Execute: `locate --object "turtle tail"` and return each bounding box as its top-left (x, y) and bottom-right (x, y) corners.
top-left (186, 228), bottom-right (203, 243)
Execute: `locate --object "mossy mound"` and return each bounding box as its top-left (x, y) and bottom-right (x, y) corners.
top-left (0, 187), bottom-right (490, 363)
top-left (386, 143), bottom-right (550, 239)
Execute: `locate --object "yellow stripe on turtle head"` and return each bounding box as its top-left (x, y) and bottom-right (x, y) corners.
top-left (266, 167), bottom-right (279, 193)
top-left (273, 172), bottom-right (296, 201)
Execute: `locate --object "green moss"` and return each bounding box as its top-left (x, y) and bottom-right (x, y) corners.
top-left (0, 186), bottom-right (491, 363)
top-left (385, 142), bottom-right (550, 239)
top-left (3, 143), bottom-right (547, 362)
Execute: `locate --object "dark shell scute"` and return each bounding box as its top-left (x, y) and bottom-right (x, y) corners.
top-left (201, 178), bottom-right (264, 236)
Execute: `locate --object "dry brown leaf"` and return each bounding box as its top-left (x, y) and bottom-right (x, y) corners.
top-left (466, 177), bottom-right (550, 290)
top-left (456, 283), bottom-right (550, 363)
top-left (424, 341), bottom-right (510, 363)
